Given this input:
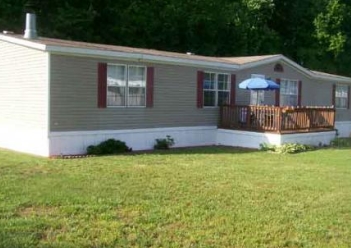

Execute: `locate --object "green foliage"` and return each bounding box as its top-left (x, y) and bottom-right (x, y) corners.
top-left (154, 135), bottom-right (175, 150)
top-left (1, 0), bottom-right (351, 76)
top-left (86, 139), bottom-right (131, 155)
top-left (330, 137), bottom-right (351, 147)
top-left (259, 143), bottom-right (276, 151)
top-left (260, 143), bottom-right (314, 154)
top-left (314, 0), bottom-right (347, 56)
top-left (276, 143), bottom-right (314, 154)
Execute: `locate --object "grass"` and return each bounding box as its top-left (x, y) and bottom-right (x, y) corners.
top-left (0, 146), bottom-right (351, 247)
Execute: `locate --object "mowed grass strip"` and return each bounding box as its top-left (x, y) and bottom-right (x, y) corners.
top-left (0, 147), bottom-right (350, 247)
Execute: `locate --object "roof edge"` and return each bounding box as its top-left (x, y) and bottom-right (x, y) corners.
top-left (0, 34), bottom-right (239, 70)
top-left (1, 34), bottom-right (351, 82)
top-left (238, 54), bottom-right (282, 70)
top-left (0, 33), bottom-right (46, 51)
top-left (311, 70), bottom-right (351, 83)
top-left (46, 45), bottom-right (240, 70)
top-left (238, 54), bottom-right (314, 78)
top-left (239, 54), bottom-right (351, 83)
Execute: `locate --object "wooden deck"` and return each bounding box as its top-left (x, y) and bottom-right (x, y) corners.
top-left (219, 105), bottom-right (335, 133)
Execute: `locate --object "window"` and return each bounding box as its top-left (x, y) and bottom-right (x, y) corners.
top-left (274, 63), bottom-right (284, 72)
top-left (335, 85), bottom-right (349, 109)
top-left (250, 91), bottom-right (264, 105)
top-left (250, 74), bottom-right (265, 105)
top-left (280, 79), bottom-right (298, 106)
top-left (203, 72), bottom-right (230, 107)
top-left (107, 65), bottom-right (126, 106)
top-left (128, 66), bottom-right (146, 106)
top-left (107, 64), bottom-right (146, 107)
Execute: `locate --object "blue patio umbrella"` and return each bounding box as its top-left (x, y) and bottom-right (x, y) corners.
top-left (239, 78), bottom-right (279, 90)
top-left (239, 78), bottom-right (280, 105)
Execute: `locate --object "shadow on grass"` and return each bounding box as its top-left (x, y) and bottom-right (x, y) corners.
top-left (5, 145), bottom-right (351, 160)
top-left (0, 146), bottom-right (261, 160)
top-left (129, 145), bottom-right (260, 156)
top-left (319, 146), bottom-right (351, 151)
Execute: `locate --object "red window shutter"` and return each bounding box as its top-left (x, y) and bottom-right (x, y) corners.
top-left (332, 84), bottom-right (336, 106)
top-left (97, 63), bottom-right (107, 108)
top-left (298, 80), bottom-right (302, 106)
top-left (197, 71), bottom-right (204, 108)
top-left (146, 67), bottom-right (154, 108)
top-left (348, 86), bottom-right (350, 109)
top-left (230, 74), bottom-right (236, 106)
top-left (275, 78), bottom-right (280, 106)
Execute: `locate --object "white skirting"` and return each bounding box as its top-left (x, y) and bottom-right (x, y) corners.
top-left (335, 121), bottom-right (351, 137)
top-left (49, 126), bottom-right (217, 156)
top-left (217, 129), bottom-right (336, 149)
top-left (0, 125), bottom-right (49, 156)
top-left (1, 123), bottom-right (348, 157)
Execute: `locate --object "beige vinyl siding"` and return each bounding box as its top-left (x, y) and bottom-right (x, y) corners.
top-left (0, 40), bottom-right (48, 130)
top-left (49, 54), bottom-right (351, 131)
top-left (298, 78), bottom-right (351, 121)
top-left (235, 61), bottom-right (311, 106)
top-left (50, 55), bottom-right (223, 131)
top-left (235, 61), bottom-right (351, 121)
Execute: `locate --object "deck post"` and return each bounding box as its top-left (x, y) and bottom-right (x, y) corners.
top-left (277, 107), bottom-right (282, 133)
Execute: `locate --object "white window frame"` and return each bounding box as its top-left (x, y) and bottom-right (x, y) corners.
top-left (335, 84), bottom-right (349, 109)
top-left (203, 72), bottom-right (230, 107)
top-left (279, 78), bottom-right (298, 106)
top-left (107, 64), bottom-right (147, 108)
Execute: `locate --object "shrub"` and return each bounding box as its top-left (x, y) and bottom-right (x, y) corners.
top-left (260, 142), bottom-right (314, 154)
top-left (276, 143), bottom-right (314, 154)
top-left (154, 135), bottom-right (175, 150)
top-left (330, 137), bottom-right (351, 147)
top-left (259, 143), bottom-right (276, 151)
top-left (87, 139), bottom-right (131, 155)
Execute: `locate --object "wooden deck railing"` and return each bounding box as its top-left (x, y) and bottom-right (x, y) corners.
top-left (219, 105), bottom-right (335, 133)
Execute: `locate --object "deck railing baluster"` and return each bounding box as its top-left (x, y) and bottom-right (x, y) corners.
top-left (219, 105), bottom-right (335, 133)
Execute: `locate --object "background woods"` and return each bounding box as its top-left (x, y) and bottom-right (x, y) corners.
top-left (0, 0), bottom-right (350, 76)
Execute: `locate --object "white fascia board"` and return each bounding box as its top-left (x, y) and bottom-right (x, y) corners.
top-left (311, 72), bottom-right (351, 83)
top-left (46, 45), bottom-right (240, 70)
top-left (283, 59), bottom-right (351, 83)
top-left (238, 55), bottom-right (282, 70)
top-left (280, 56), bottom-right (315, 78)
top-left (0, 34), bottom-right (46, 51)
top-left (239, 54), bottom-right (351, 83)
top-left (239, 55), bottom-right (313, 78)
top-left (279, 57), bottom-right (351, 82)
top-left (2, 34), bottom-right (350, 82)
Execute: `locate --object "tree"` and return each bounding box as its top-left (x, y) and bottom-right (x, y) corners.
top-left (314, 0), bottom-right (351, 74)
top-left (0, 0), bottom-right (27, 33)
top-left (1, 0), bottom-right (351, 75)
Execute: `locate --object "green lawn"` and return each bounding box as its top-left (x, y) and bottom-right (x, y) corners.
top-left (0, 147), bottom-right (350, 248)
